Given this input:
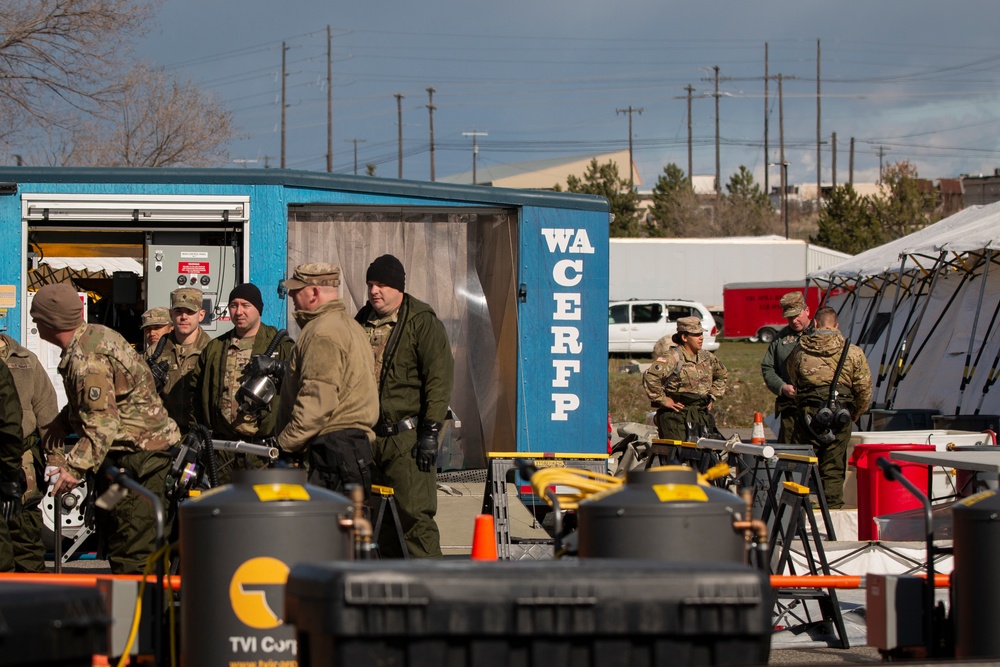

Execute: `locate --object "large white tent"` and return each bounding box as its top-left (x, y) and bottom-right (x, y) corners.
top-left (808, 201), bottom-right (1000, 424)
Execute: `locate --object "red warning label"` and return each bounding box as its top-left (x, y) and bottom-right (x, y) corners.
top-left (178, 262), bottom-right (210, 274)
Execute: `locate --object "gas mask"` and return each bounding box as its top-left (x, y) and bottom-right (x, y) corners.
top-left (236, 374), bottom-right (277, 419)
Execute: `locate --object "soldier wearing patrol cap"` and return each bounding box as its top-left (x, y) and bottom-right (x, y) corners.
top-left (760, 291), bottom-right (813, 443)
top-left (159, 288), bottom-right (211, 433)
top-left (787, 306), bottom-right (872, 509)
top-left (30, 283), bottom-right (181, 574)
top-left (140, 307), bottom-right (172, 352)
top-left (274, 263), bottom-right (379, 496)
top-left (643, 316), bottom-right (728, 443)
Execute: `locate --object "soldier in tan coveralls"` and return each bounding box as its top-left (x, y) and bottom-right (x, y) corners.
top-left (0, 333), bottom-right (58, 571)
top-left (643, 316), bottom-right (728, 442)
top-left (31, 283), bottom-right (182, 574)
top-left (275, 264), bottom-right (379, 496)
top-left (160, 288), bottom-right (211, 434)
top-left (0, 363), bottom-right (24, 572)
top-left (787, 306), bottom-right (872, 509)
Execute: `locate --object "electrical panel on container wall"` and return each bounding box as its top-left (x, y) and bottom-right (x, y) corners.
top-left (0, 167), bottom-right (610, 467)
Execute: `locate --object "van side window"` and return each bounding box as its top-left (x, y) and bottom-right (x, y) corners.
top-left (632, 303), bottom-right (662, 324)
top-left (609, 304), bottom-right (629, 324)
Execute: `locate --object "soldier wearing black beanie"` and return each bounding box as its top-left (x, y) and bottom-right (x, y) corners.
top-left (365, 254), bottom-right (406, 293)
top-left (228, 283), bottom-right (264, 315)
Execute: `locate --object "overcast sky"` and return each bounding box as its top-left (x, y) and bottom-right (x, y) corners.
top-left (138, 1), bottom-right (1000, 191)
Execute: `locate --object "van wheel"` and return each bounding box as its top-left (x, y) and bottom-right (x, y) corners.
top-left (758, 327), bottom-right (777, 344)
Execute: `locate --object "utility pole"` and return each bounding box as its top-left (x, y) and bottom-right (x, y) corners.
top-left (816, 39), bottom-right (822, 204)
top-left (427, 87), bottom-right (436, 182)
top-left (326, 26), bottom-right (332, 173)
top-left (878, 145), bottom-right (890, 184)
top-left (462, 130), bottom-right (488, 185)
top-left (616, 106), bottom-right (643, 190)
top-left (280, 41), bottom-right (287, 169)
top-left (345, 139), bottom-right (366, 175)
top-left (395, 93), bottom-right (404, 179)
top-left (685, 86), bottom-right (695, 182)
top-left (713, 66), bottom-right (720, 196)
top-left (764, 43), bottom-right (769, 198)
top-left (831, 132), bottom-right (837, 189)
top-left (849, 137), bottom-right (855, 186)
top-left (779, 73), bottom-right (785, 210)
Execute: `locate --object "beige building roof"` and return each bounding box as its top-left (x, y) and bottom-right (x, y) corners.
top-left (438, 150), bottom-right (640, 190)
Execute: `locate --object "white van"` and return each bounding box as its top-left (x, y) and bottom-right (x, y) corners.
top-left (608, 298), bottom-right (719, 355)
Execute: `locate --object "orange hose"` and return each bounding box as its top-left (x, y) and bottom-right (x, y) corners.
top-left (771, 573), bottom-right (950, 589)
top-left (0, 572), bottom-right (181, 590)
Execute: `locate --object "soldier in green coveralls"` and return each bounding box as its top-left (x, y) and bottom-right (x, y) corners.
top-left (32, 283), bottom-right (182, 574)
top-left (760, 292), bottom-right (813, 443)
top-left (356, 255), bottom-right (455, 559)
top-left (643, 316), bottom-right (728, 443)
top-left (787, 306), bottom-right (872, 509)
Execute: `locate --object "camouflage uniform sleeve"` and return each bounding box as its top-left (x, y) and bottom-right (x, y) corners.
top-left (849, 345), bottom-right (873, 420)
top-left (710, 353), bottom-right (728, 399)
top-left (63, 355), bottom-right (121, 476)
top-left (0, 364), bottom-right (24, 477)
top-left (642, 350), bottom-right (677, 408)
top-left (760, 338), bottom-right (785, 395)
top-left (786, 346), bottom-right (802, 388)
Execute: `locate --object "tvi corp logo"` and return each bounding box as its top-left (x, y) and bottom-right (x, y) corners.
top-left (229, 556), bottom-right (290, 629)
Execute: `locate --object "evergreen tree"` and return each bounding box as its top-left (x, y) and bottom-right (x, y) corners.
top-left (565, 158), bottom-right (639, 237)
top-left (649, 163), bottom-right (703, 237)
top-left (714, 166), bottom-right (779, 236)
top-left (812, 185), bottom-right (884, 254)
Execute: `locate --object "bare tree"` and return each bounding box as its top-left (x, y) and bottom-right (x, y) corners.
top-left (64, 65), bottom-right (235, 167)
top-left (0, 0), bottom-right (153, 141)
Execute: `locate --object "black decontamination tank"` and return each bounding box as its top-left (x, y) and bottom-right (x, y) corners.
top-left (179, 468), bottom-right (353, 667)
top-left (575, 466), bottom-right (746, 563)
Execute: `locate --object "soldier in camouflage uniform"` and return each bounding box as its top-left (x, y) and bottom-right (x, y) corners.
top-left (0, 363), bottom-right (24, 572)
top-left (0, 333), bottom-right (58, 571)
top-left (643, 316), bottom-right (728, 442)
top-left (141, 307), bottom-right (172, 353)
top-left (787, 306), bottom-right (872, 509)
top-left (760, 292), bottom-right (813, 443)
top-left (31, 283), bottom-right (182, 574)
top-left (160, 288), bottom-right (211, 434)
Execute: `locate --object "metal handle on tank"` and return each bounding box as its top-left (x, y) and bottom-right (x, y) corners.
top-left (696, 437), bottom-right (774, 460)
top-left (211, 439), bottom-right (280, 460)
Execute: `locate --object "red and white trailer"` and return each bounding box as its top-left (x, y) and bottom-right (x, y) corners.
top-left (722, 281), bottom-right (826, 342)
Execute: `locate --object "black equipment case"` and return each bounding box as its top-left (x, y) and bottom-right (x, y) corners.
top-left (0, 583), bottom-right (109, 666)
top-left (285, 559), bottom-right (772, 667)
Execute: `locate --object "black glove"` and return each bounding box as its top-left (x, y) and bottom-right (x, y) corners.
top-left (0, 470), bottom-right (25, 521)
top-left (147, 359), bottom-right (169, 393)
top-left (241, 355), bottom-right (288, 382)
top-left (411, 421), bottom-right (442, 473)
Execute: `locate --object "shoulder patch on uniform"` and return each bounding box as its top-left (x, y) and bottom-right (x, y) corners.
top-left (650, 362), bottom-right (665, 371)
top-left (88, 386), bottom-right (101, 402)
top-left (655, 356), bottom-right (667, 362)
top-left (83, 373), bottom-right (109, 411)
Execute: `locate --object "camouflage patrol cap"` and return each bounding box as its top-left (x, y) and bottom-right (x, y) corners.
top-left (170, 287), bottom-right (204, 312)
top-left (141, 307), bottom-right (171, 329)
top-left (281, 263), bottom-right (341, 290)
top-left (780, 291), bottom-right (806, 318)
top-left (671, 316), bottom-right (704, 344)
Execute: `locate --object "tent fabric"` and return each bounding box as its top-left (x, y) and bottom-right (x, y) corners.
top-left (808, 202), bottom-right (1000, 417)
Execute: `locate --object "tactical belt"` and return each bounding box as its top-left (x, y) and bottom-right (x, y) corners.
top-left (374, 416), bottom-right (419, 437)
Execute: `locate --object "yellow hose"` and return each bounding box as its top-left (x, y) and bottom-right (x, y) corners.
top-left (529, 462), bottom-right (728, 510)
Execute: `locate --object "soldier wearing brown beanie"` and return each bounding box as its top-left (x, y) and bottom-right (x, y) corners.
top-left (31, 283), bottom-right (181, 574)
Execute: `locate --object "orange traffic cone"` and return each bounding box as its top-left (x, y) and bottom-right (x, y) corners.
top-left (470, 513), bottom-right (498, 561)
top-left (751, 412), bottom-right (766, 445)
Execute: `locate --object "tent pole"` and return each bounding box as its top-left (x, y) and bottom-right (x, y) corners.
top-left (885, 251), bottom-right (948, 410)
top-left (890, 268), bottom-right (975, 408)
top-left (956, 250), bottom-right (992, 414)
top-left (874, 255), bottom-right (908, 408)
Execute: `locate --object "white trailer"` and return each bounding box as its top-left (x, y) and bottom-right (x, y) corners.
top-left (609, 236), bottom-right (849, 313)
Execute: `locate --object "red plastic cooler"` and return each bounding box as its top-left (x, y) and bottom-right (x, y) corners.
top-left (848, 443), bottom-right (935, 540)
